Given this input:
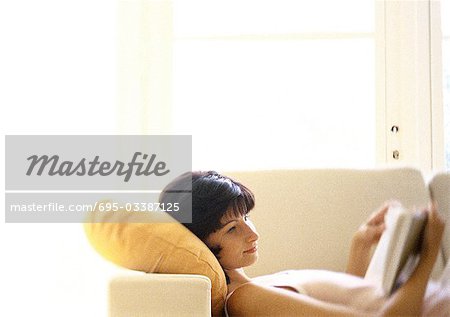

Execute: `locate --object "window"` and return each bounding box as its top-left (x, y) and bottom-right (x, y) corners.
top-left (442, 0), bottom-right (450, 169)
top-left (172, 0), bottom-right (376, 170)
top-left (117, 0), bottom-right (447, 171)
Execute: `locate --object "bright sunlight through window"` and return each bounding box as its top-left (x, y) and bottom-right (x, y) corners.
top-left (172, 0), bottom-right (376, 171)
top-left (442, 0), bottom-right (450, 170)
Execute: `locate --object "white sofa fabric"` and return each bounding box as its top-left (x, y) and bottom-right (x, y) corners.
top-left (107, 168), bottom-right (449, 316)
top-left (109, 273), bottom-right (212, 317)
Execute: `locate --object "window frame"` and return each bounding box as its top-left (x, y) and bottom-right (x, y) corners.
top-left (379, 0), bottom-right (445, 171)
top-left (117, 0), bottom-right (447, 171)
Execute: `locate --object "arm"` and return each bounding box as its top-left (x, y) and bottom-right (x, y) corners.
top-left (227, 204), bottom-right (444, 317)
top-left (380, 203), bottom-right (445, 316)
top-left (227, 282), bottom-right (372, 317)
top-left (346, 203), bottom-right (389, 277)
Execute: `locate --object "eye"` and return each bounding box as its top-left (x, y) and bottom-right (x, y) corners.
top-left (227, 226), bottom-right (236, 233)
top-left (244, 214), bottom-right (249, 221)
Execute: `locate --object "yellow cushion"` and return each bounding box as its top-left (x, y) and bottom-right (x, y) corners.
top-left (84, 208), bottom-right (227, 316)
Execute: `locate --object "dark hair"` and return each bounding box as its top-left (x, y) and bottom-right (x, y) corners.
top-left (159, 171), bottom-right (255, 284)
top-left (159, 171), bottom-right (255, 241)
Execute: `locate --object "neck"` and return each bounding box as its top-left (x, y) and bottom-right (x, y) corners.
top-left (224, 268), bottom-right (252, 294)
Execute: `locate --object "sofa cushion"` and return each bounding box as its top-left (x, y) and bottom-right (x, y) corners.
top-left (227, 168), bottom-right (432, 277)
top-left (84, 209), bottom-right (227, 316)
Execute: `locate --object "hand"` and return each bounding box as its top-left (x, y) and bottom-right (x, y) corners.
top-left (420, 202), bottom-right (445, 263)
top-left (352, 202), bottom-right (391, 249)
top-left (381, 202), bottom-right (446, 316)
top-left (346, 202), bottom-right (391, 277)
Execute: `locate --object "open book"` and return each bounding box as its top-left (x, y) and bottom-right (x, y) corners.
top-left (364, 204), bottom-right (427, 295)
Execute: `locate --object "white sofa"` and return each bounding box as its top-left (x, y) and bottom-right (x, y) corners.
top-left (102, 168), bottom-right (449, 316)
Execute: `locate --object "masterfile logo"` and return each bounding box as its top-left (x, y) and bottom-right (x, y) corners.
top-left (5, 135), bottom-right (192, 223)
top-left (6, 135), bottom-right (191, 190)
top-left (26, 152), bottom-right (170, 182)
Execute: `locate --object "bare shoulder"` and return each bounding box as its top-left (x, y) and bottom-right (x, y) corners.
top-left (227, 282), bottom-right (292, 316)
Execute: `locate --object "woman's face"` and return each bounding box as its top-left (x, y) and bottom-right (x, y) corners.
top-left (205, 211), bottom-right (259, 270)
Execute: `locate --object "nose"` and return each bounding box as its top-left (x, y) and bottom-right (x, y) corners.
top-left (245, 221), bottom-right (259, 243)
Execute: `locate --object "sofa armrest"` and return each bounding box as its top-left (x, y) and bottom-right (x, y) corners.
top-left (109, 273), bottom-right (212, 317)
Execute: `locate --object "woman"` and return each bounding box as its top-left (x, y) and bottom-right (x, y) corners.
top-left (160, 171), bottom-right (447, 316)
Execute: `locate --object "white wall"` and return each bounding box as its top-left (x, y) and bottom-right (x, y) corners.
top-left (0, 1), bottom-right (118, 316)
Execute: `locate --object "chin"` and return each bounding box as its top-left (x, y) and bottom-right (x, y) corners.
top-left (222, 256), bottom-right (258, 270)
top-left (243, 253), bottom-right (259, 267)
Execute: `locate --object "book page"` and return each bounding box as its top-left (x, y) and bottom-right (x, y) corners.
top-left (391, 211), bottom-right (427, 292)
top-left (364, 204), bottom-right (427, 295)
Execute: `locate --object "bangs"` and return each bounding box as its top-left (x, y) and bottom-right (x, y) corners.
top-left (226, 183), bottom-right (255, 219)
top-left (164, 170), bottom-right (257, 240)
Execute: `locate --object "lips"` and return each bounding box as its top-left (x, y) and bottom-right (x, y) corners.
top-left (244, 245), bottom-right (258, 254)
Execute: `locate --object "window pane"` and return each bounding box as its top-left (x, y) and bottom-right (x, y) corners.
top-left (444, 42), bottom-right (450, 170)
top-left (174, 0), bottom-right (374, 37)
top-left (173, 39), bottom-right (375, 170)
top-left (443, 0), bottom-right (450, 169)
top-left (442, 0), bottom-right (450, 37)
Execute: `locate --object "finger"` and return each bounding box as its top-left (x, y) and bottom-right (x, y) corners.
top-left (367, 204), bottom-right (389, 225)
top-left (367, 223), bottom-right (386, 242)
top-left (424, 202), bottom-right (437, 221)
top-left (428, 202), bottom-right (445, 226)
top-left (429, 200), bottom-right (438, 214)
top-left (424, 203), bottom-right (445, 237)
top-left (372, 223), bottom-right (385, 235)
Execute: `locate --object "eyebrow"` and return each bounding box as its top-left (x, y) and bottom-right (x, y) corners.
top-left (221, 219), bottom-right (238, 227)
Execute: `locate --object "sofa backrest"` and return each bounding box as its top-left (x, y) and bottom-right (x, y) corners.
top-left (429, 172), bottom-right (450, 264)
top-left (227, 168), bottom-right (433, 277)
